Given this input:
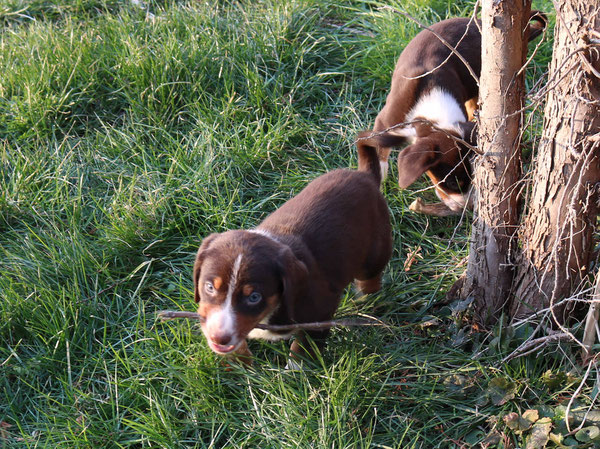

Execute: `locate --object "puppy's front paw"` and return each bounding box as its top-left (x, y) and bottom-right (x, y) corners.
top-left (409, 198), bottom-right (460, 217)
top-left (409, 197), bottom-right (425, 212)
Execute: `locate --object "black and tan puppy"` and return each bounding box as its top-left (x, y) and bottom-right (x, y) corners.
top-left (359, 12), bottom-right (547, 216)
top-left (193, 144), bottom-right (392, 367)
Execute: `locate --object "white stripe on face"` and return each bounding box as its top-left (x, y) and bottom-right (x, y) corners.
top-left (205, 254), bottom-right (242, 341)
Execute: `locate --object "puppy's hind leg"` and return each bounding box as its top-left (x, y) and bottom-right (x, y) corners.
top-left (355, 234), bottom-right (391, 294)
top-left (355, 274), bottom-right (383, 294)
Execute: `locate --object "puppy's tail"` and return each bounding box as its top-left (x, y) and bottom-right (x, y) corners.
top-left (356, 131), bottom-right (383, 184)
top-left (527, 10), bottom-right (548, 42)
top-left (357, 131), bottom-right (410, 184)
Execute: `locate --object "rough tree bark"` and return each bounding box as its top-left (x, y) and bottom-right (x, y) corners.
top-left (510, 0), bottom-right (600, 321)
top-left (461, 1), bottom-right (530, 324)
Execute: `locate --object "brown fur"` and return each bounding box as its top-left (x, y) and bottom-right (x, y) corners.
top-left (193, 145), bottom-right (392, 365)
top-left (359, 12), bottom-right (547, 216)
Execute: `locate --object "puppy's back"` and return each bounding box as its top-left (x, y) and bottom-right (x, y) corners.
top-left (259, 169), bottom-right (390, 282)
top-left (262, 169), bottom-right (383, 235)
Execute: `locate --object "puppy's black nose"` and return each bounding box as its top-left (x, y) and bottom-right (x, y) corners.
top-left (211, 332), bottom-right (232, 346)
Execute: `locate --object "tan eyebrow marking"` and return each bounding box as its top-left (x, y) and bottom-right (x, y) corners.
top-left (213, 277), bottom-right (223, 290)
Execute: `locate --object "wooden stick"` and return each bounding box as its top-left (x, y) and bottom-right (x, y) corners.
top-left (502, 331), bottom-right (573, 363)
top-left (156, 310), bottom-right (386, 332)
top-left (158, 311), bottom-right (205, 321)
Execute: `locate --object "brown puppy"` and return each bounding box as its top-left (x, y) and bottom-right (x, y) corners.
top-left (193, 144), bottom-right (392, 367)
top-left (359, 12), bottom-right (547, 216)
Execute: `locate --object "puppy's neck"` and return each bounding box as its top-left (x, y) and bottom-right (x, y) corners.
top-left (406, 87), bottom-right (467, 137)
top-left (248, 228), bottom-right (279, 242)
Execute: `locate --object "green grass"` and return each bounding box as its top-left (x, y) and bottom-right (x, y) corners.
top-left (0, 0), bottom-right (591, 448)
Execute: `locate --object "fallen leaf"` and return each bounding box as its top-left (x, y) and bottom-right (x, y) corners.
top-left (489, 377), bottom-right (517, 406)
top-left (541, 370), bottom-right (567, 389)
top-left (548, 432), bottom-right (563, 445)
top-left (526, 417), bottom-right (552, 449)
top-left (464, 429), bottom-right (485, 445)
top-left (575, 426), bottom-right (600, 443)
top-left (523, 409), bottom-right (540, 423)
top-left (481, 431), bottom-right (502, 446)
top-left (403, 246), bottom-right (423, 271)
top-left (504, 412), bottom-right (534, 433)
top-left (449, 296), bottom-right (474, 314)
top-left (444, 374), bottom-right (472, 398)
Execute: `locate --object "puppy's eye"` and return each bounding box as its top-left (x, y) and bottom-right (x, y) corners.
top-left (245, 291), bottom-right (262, 305)
top-left (205, 282), bottom-right (215, 295)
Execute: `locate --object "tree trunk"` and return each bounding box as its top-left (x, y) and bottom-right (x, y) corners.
top-left (461, 1), bottom-right (530, 324)
top-left (510, 1), bottom-right (600, 321)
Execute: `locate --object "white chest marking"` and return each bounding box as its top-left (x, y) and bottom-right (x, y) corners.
top-left (247, 325), bottom-right (293, 341)
top-left (406, 87), bottom-right (467, 135)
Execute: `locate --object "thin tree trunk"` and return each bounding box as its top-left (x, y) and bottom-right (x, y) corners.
top-left (461, 1), bottom-right (530, 324)
top-left (511, 0), bottom-right (600, 320)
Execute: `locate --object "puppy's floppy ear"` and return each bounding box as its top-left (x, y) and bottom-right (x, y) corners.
top-left (277, 246), bottom-right (308, 322)
top-left (397, 140), bottom-right (439, 188)
top-left (193, 233), bottom-right (219, 303)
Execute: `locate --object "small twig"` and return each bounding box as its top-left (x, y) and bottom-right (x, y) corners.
top-left (156, 310), bottom-right (388, 332)
top-left (501, 331), bottom-right (574, 363)
top-left (158, 311), bottom-right (206, 321)
top-left (255, 319), bottom-right (386, 332)
top-left (566, 358), bottom-right (600, 437)
top-left (566, 357), bottom-right (597, 434)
